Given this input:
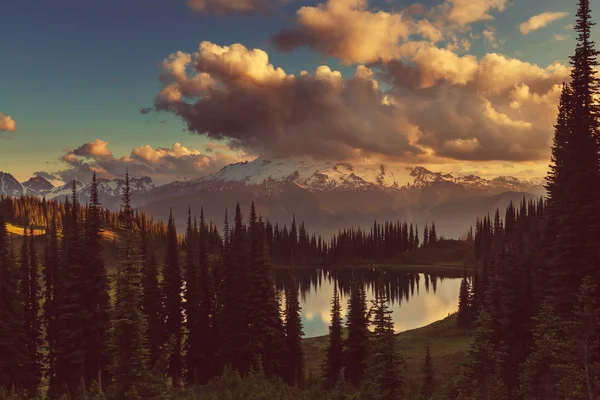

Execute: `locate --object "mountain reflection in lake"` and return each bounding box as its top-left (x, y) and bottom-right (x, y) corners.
top-left (274, 268), bottom-right (461, 338)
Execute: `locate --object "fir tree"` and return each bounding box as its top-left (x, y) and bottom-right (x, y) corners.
top-left (362, 282), bottom-right (403, 400)
top-left (421, 343), bottom-right (434, 400)
top-left (460, 310), bottom-right (507, 400)
top-left (429, 223), bottom-right (437, 244)
top-left (545, 0), bottom-right (600, 319)
top-left (44, 213), bottom-right (60, 396)
top-left (344, 276), bottom-right (369, 387)
top-left (53, 184), bottom-right (87, 397)
top-left (322, 282), bottom-right (343, 389)
top-left (194, 208), bottom-right (216, 384)
top-left (0, 213), bottom-right (27, 394)
top-left (284, 274), bottom-right (304, 387)
top-left (184, 210), bottom-right (202, 385)
top-left (24, 227), bottom-right (42, 397)
top-left (519, 297), bottom-right (570, 400)
top-left (84, 172), bottom-right (111, 388)
top-left (247, 203), bottom-right (286, 378)
top-left (163, 210), bottom-right (183, 386)
top-left (140, 217), bottom-right (165, 370)
top-left (107, 172), bottom-right (156, 399)
top-left (569, 276), bottom-right (599, 400)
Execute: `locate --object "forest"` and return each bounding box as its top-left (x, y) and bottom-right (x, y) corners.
top-left (2, 0), bottom-right (600, 398)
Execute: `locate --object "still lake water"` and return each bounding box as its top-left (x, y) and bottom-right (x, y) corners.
top-left (274, 269), bottom-right (461, 338)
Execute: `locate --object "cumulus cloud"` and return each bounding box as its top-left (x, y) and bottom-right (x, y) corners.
top-left (380, 49), bottom-right (567, 161)
top-left (272, 0), bottom-right (508, 64)
top-left (41, 140), bottom-right (251, 184)
top-left (148, 39), bottom-right (569, 163)
top-left (0, 113), bottom-right (17, 132)
top-left (149, 41), bottom-right (421, 161)
top-left (72, 139), bottom-right (113, 159)
top-left (443, 0), bottom-right (506, 27)
top-left (520, 12), bottom-right (569, 35)
top-left (272, 0), bottom-right (412, 64)
top-left (187, 0), bottom-right (282, 14)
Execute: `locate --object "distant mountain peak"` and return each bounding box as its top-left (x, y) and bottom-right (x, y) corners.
top-left (0, 172), bottom-right (23, 197)
top-left (22, 176), bottom-right (55, 195)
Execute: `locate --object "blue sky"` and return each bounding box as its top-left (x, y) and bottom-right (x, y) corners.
top-left (0, 0), bottom-right (590, 182)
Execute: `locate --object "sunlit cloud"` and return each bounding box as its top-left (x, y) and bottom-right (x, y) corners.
top-left (0, 113), bottom-right (17, 133)
top-left (40, 140), bottom-right (253, 184)
top-left (187, 0), bottom-right (284, 14)
top-left (519, 12), bottom-right (569, 35)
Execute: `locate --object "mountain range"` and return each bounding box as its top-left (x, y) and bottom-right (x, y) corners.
top-left (0, 159), bottom-right (546, 238)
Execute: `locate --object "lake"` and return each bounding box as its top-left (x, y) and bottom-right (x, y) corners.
top-left (275, 268), bottom-right (462, 338)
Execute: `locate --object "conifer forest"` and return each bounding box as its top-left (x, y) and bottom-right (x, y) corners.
top-left (2, 0), bottom-right (600, 399)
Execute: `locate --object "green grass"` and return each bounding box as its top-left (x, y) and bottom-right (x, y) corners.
top-left (303, 313), bottom-right (474, 393)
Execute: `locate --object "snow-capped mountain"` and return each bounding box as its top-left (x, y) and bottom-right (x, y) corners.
top-left (139, 159), bottom-right (545, 239)
top-left (1, 159), bottom-right (545, 238)
top-left (1, 174), bottom-right (154, 210)
top-left (0, 172), bottom-right (23, 197)
top-left (22, 176), bottom-right (55, 195)
top-left (154, 158), bottom-right (544, 195)
top-left (40, 177), bottom-right (155, 209)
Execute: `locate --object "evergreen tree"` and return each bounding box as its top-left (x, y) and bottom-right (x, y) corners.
top-left (107, 172), bottom-right (156, 399)
top-left (163, 210), bottom-right (183, 386)
top-left (519, 298), bottom-right (571, 400)
top-left (194, 209), bottom-right (216, 384)
top-left (322, 282), bottom-right (343, 389)
top-left (545, 0), bottom-right (600, 319)
top-left (569, 276), bottom-right (600, 399)
top-left (247, 204), bottom-right (286, 378)
top-left (53, 184), bottom-right (87, 397)
top-left (184, 210), bottom-right (202, 385)
top-left (344, 277), bottom-right (369, 387)
top-left (429, 223), bottom-right (437, 244)
top-left (362, 282), bottom-right (403, 400)
top-left (421, 343), bottom-right (434, 400)
top-left (140, 217), bottom-right (165, 370)
top-left (0, 213), bottom-right (27, 394)
top-left (460, 310), bottom-right (507, 400)
top-left (44, 213), bottom-right (60, 396)
top-left (284, 274), bottom-right (304, 386)
top-left (24, 227), bottom-right (42, 397)
top-left (84, 172), bottom-right (111, 388)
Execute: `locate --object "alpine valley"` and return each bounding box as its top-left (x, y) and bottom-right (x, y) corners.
top-left (0, 158), bottom-right (545, 238)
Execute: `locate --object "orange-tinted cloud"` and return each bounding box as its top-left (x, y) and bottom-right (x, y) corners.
top-left (150, 41), bottom-right (421, 161)
top-left (187, 0), bottom-right (283, 14)
top-left (44, 140), bottom-right (250, 184)
top-left (0, 113), bottom-right (17, 132)
top-left (149, 35), bottom-right (569, 163)
top-left (520, 12), bottom-right (569, 35)
top-left (272, 0), bottom-right (508, 64)
top-left (72, 139), bottom-right (113, 159)
top-left (381, 49), bottom-right (567, 161)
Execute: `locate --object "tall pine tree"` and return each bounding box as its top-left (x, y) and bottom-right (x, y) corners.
top-left (0, 211), bottom-right (27, 394)
top-left (163, 210), bottom-right (183, 386)
top-left (84, 172), bottom-right (111, 388)
top-left (362, 281), bottom-right (404, 400)
top-left (107, 172), bottom-right (156, 399)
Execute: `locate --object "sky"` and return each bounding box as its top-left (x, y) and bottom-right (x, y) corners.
top-left (0, 0), bottom-right (591, 184)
